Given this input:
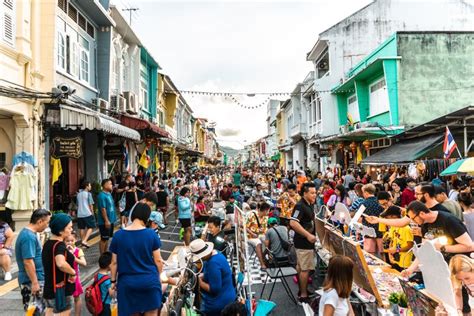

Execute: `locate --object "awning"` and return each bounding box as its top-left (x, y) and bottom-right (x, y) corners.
top-left (120, 115), bottom-right (170, 138)
top-left (361, 135), bottom-right (443, 165)
top-left (59, 105), bottom-right (141, 141)
top-left (175, 143), bottom-right (203, 157)
top-left (97, 117), bottom-right (141, 141)
top-left (320, 126), bottom-right (404, 142)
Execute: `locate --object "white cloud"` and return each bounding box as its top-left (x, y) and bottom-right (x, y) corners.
top-left (132, 0), bottom-right (373, 148)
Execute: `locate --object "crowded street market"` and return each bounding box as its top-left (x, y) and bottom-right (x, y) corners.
top-left (0, 0), bottom-right (474, 316)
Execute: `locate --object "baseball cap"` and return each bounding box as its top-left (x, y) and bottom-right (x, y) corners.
top-left (267, 217), bottom-right (278, 225)
top-left (149, 211), bottom-right (166, 229)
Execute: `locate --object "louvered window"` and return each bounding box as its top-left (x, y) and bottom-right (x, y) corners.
top-left (67, 3), bottom-right (77, 22)
top-left (2, 0), bottom-right (15, 45)
top-left (78, 13), bottom-right (86, 30)
top-left (57, 0), bottom-right (67, 13)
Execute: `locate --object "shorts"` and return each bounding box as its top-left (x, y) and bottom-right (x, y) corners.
top-left (77, 215), bottom-right (96, 229)
top-left (45, 296), bottom-right (73, 313)
top-left (363, 238), bottom-right (384, 254)
top-left (179, 218), bottom-right (191, 228)
top-left (98, 225), bottom-right (114, 241)
top-left (295, 248), bottom-right (315, 271)
top-left (20, 282), bottom-right (45, 312)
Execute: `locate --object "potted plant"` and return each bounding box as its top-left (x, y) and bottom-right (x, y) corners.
top-left (388, 292), bottom-right (401, 315)
top-left (398, 293), bottom-right (408, 315)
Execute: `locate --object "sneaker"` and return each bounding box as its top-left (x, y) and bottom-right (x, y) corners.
top-left (298, 296), bottom-right (311, 305)
top-left (4, 272), bottom-right (12, 281)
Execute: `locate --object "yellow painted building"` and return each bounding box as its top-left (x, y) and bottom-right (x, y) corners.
top-left (158, 73), bottom-right (179, 173)
top-left (0, 0), bottom-right (48, 228)
top-left (276, 109), bottom-right (286, 169)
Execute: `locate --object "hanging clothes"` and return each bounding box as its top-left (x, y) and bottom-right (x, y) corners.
top-left (6, 164), bottom-right (36, 210)
top-left (51, 158), bottom-right (63, 185)
top-left (12, 151), bottom-right (37, 167)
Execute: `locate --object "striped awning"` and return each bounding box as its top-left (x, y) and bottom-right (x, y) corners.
top-left (59, 105), bottom-right (141, 141)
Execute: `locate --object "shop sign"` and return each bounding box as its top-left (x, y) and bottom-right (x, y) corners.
top-left (319, 148), bottom-right (331, 157)
top-left (104, 145), bottom-right (124, 160)
top-left (52, 137), bottom-right (83, 159)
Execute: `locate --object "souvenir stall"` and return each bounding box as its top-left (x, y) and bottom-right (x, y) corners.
top-left (315, 214), bottom-right (452, 316)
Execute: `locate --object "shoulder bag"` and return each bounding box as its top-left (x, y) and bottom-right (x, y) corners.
top-left (52, 241), bottom-right (67, 312)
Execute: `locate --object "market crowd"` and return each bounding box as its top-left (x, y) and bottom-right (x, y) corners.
top-left (1, 164), bottom-right (474, 315)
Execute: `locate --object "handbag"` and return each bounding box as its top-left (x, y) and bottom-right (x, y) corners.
top-left (52, 241), bottom-right (67, 312)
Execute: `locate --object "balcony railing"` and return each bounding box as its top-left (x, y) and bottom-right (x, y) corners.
top-left (290, 123), bottom-right (307, 138)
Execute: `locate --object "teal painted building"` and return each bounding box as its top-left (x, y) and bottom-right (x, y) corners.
top-left (332, 32), bottom-right (474, 139)
top-left (140, 47), bottom-right (160, 122)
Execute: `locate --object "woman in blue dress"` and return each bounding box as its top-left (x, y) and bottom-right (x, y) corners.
top-left (110, 203), bottom-right (163, 315)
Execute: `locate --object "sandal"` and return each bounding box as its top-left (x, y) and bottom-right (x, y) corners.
top-left (81, 243), bottom-right (90, 249)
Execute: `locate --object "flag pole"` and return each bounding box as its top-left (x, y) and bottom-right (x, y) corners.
top-left (456, 146), bottom-right (463, 159)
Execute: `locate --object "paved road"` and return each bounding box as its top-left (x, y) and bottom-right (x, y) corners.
top-left (0, 208), bottom-right (311, 315)
top-left (0, 210), bottom-right (184, 315)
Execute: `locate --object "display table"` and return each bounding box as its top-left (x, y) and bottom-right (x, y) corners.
top-left (315, 218), bottom-right (443, 314)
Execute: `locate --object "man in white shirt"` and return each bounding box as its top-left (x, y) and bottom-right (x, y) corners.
top-left (76, 181), bottom-right (96, 247)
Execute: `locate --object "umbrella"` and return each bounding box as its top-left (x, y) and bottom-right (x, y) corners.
top-left (440, 158), bottom-right (474, 176)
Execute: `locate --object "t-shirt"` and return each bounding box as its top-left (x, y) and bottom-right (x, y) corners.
top-left (97, 273), bottom-right (112, 305)
top-left (318, 289), bottom-right (349, 316)
top-left (232, 173), bottom-right (241, 186)
top-left (207, 231), bottom-right (227, 253)
top-left (15, 228), bottom-right (44, 284)
top-left (386, 226), bottom-right (414, 268)
top-left (220, 189), bottom-right (231, 201)
top-left (343, 175), bottom-right (355, 189)
top-left (156, 191), bottom-right (168, 208)
top-left (97, 191), bottom-right (117, 225)
top-left (429, 203), bottom-right (451, 213)
top-left (76, 190), bottom-right (94, 218)
top-left (42, 240), bottom-right (76, 299)
top-left (265, 226), bottom-right (289, 258)
top-left (421, 211), bottom-right (469, 261)
top-left (201, 252), bottom-right (236, 313)
top-left (442, 200), bottom-right (463, 221)
top-left (361, 196), bottom-right (384, 238)
top-left (252, 189), bottom-right (265, 202)
top-left (291, 198), bottom-right (316, 250)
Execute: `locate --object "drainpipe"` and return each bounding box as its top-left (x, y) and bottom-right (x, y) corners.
top-left (464, 118), bottom-right (467, 158)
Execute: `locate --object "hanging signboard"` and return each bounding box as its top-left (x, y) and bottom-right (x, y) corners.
top-left (319, 148), bottom-right (330, 157)
top-left (104, 145), bottom-right (124, 161)
top-left (52, 137), bottom-right (82, 159)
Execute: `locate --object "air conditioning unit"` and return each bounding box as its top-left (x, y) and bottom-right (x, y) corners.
top-left (339, 125), bottom-right (349, 134)
top-left (92, 98), bottom-right (109, 114)
top-left (110, 95), bottom-right (126, 113)
top-left (123, 91), bottom-right (138, 114)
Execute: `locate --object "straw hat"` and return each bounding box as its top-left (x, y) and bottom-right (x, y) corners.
top-left (189, 239), bottom-right (214, 262)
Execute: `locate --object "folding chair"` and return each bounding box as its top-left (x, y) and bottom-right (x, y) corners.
top-left (260, 252), bottom-right (298, 304)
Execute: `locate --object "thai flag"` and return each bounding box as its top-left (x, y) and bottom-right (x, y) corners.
top-left (123, 142), bottom-right (131, 172)
top-left (443, 126), bottom-right (457, 159)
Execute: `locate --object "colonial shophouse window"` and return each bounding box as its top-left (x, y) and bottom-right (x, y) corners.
top-left (369, 77), bottom-right (389, 117)
top-left (56, 1), bottom-right (95, 85)
top-left (347, 94), bottom-right (360, 123)
top-left (140, 63), bottom-right (149, 111)
top-left (1, 0), bottom-right (15, 46)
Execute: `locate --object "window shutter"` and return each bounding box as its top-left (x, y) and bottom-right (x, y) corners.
top-left (3, 0), bottom-right (15, 45)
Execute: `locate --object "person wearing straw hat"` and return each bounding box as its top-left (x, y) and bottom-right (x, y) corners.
top-left (189, 239), bottom-right (236, 316)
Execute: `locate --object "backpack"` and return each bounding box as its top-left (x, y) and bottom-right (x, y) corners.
top-left (85, 274), bottom-right (110, 315)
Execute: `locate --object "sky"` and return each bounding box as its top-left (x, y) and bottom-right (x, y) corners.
top-left (122, 0), bottom-right (374, 149)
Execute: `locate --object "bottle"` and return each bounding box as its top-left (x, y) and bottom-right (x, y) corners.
top-left (25, 303), bottom-right (36, 316)
top-left (110, 296), bottom-right (118, 316)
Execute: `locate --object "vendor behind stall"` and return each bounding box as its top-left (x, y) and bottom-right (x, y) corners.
top-left (190, 239), bottom-right (236, 316)
top-left (380, 206), bottom-right (414, 271)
